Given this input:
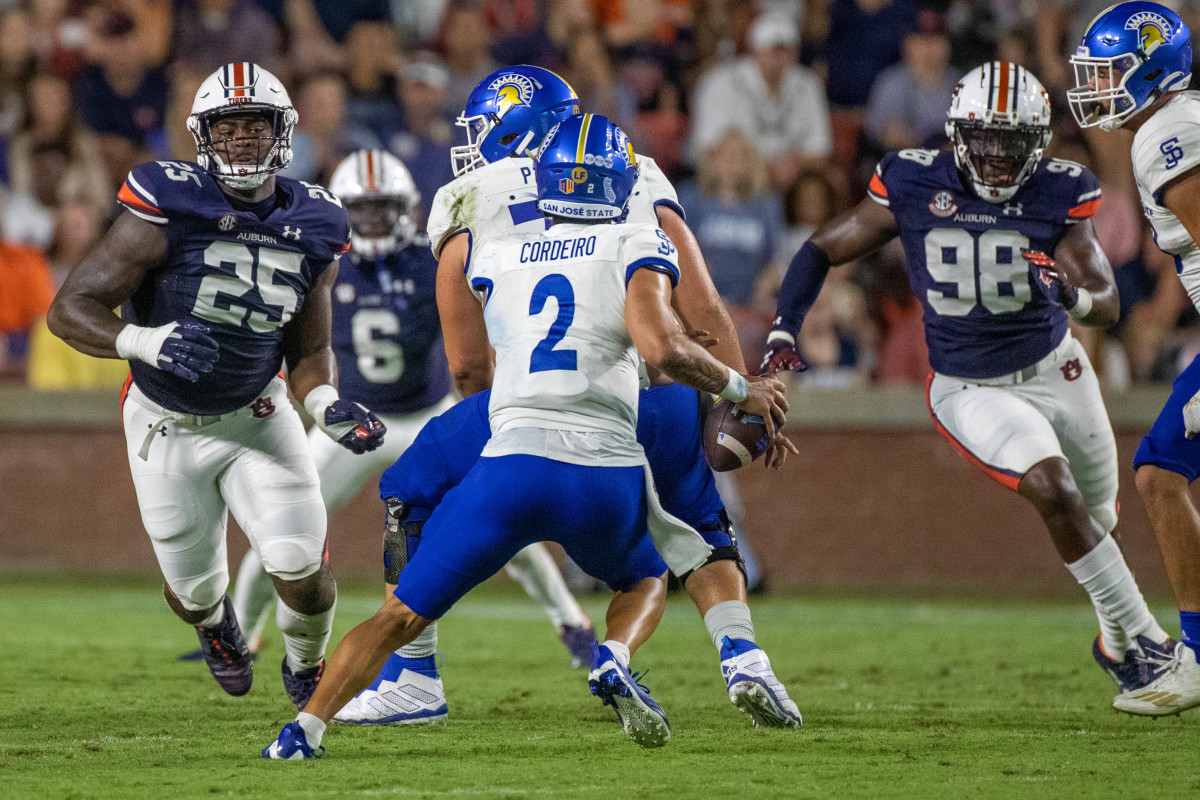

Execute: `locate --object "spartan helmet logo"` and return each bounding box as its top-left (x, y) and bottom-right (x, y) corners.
top-left (488, 73), bottom-right (535, 111)
top-left (1125, 11), bottom-right (1174, 55)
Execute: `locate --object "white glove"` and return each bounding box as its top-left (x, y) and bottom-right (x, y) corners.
top-left (1185, 391), bottom-right (1200, 439)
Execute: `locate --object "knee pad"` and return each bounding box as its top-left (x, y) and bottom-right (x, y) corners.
top-left (1090, 500), bottom-right (1119, 535)
top-left (259, 536), bottom-right (324, 582)
top-left (382, 498), bottom-right (426, 584)
top-left (168, 569), bottom-right (227, 612)
top-left (679, 510), bottom-right (746, 585)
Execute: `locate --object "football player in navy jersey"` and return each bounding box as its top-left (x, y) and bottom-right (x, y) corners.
top-left (47, 63), bottom-right (387, 708)
top-left (765, 62), bottom-right (1173, 699)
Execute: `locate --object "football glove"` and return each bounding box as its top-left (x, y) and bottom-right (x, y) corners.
top-left (114, 319), bottom-right (220, 382)
top-left (760, 331), bottom-right (808, 375)
top-left (1185, 391), bottom-right (1200, 440)
top-left (1023, 249), bottom-right (1079, 310)
top-left (304, 385), bottom-right (387, 454)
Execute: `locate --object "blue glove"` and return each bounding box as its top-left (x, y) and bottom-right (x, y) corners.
top-left (115, 319), bottom-right (220, 382)
top-left (323, 399), bottom-right (387, 454)
top-left (1023, 249), bottom-right (1079, 310)
top-left (760, 331), bottom-right (809, 375)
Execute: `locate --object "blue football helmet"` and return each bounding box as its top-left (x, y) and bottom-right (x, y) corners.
top-left (1068, 1), bottom-right (1192, 130)
top-left (535, 113), bottom-right (639, 221)
top-left (450, 65), bottom-right (580, 176)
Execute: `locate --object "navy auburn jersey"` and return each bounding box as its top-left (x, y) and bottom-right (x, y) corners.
top-left (867, 149), bottom-right (1101, 378)
top-left (117, 160), bottom-right (351, 414)
top-left (380, 383), bottom-right (725, 532)
top-left (330, 240), bottom-right (449, 414)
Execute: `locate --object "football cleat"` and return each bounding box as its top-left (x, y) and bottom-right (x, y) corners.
top-left (1113, 640), bottom-right (1200, 717)
top-left (720, 637), bottom-right (802, 729)
top-left (560, 624), bottom-right (599, 669)
top-left (588, 643), bottom-right (670, 748)
top-left (194, 595), bottom-right (253, 696)
top-left (331, 653), bottom-right (447, 725)
top-left (1092, 635), bottom-right (1143, 693)
top-left (281, 658), bottom-right (324, 711)
top-left (262, 721), bottom-right (323, 760)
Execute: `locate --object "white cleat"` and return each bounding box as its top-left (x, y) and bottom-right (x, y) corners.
top-left (1113, 641), bottom-right (1200, 717)
top-left (332, 654), bottom-right (448, 725)
top-left (720, 637), bottom-right (802, 729)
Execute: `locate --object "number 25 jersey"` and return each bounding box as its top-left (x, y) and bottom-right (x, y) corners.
top-left (867, 149), bottom-right (1101, 379)
top-left (117, 160), bottom-right (351, 415)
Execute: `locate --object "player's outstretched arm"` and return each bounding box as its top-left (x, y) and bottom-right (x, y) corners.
top-left (436, 232), bottom-right (494, 397)
top-left (285, 261), bottom-right (386, 453)
top-left (47, 211), bottom-right (169, 358)
top-left (626, 268), bottom-right (788, 431)
top-left (657, 205), bottom-right (746, 372)
top-left (764, 197), bottom-right (898, 374)
top-left (1039, 218), bottom-right (1119, 327)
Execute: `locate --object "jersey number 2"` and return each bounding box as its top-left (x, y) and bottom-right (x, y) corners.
top-left (529, 273), bottom-right (577, 373)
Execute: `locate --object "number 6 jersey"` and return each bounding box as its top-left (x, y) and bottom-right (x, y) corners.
top-left (117, 160), bottom-right (351, 414)
top-left (867, 148), bottom-right (1101, 378)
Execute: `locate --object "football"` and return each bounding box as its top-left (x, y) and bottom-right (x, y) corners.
top-left (703, 398), bottom-right (774, 472)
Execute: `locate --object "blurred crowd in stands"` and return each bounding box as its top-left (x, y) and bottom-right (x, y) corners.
top-left (1, 0), bottom-right (1198, 392)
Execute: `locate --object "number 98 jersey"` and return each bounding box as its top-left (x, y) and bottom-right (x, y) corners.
top-left (117, 160), bottom-right (351, 414)
top-left (867, 149), bottom-right (1101, 379)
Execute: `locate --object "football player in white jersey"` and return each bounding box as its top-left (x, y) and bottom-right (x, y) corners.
top-left (1070, 1), bottom-right (1200, 716)
top-left (341, 64), bottom-right (800, 729)
top-left (262, 113), bottom-right (791, 757)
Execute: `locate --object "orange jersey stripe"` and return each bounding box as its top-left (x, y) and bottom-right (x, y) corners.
top-left (1068, 198), bottom-right (1102, 218)
top-left (868, 173), bottom-right (888, 198)
top-left (118, 181), bottom-right (164, 217)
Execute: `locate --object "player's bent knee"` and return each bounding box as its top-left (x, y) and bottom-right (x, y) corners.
top-left (1019, 458), bottom-right (1084, 514)
top-left (1089, 501), bottom-right (1119, 535)
top-left (168, 570), bottom-right (227, 612)
top-left (680, 513), bottom-right (746, 586)
top-left (259, 539), bottom-right (324, 582)
top-left (1136, 464), bottom-right (1190, 504)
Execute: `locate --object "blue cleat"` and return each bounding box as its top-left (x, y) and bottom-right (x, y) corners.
top-left (1092, 635), bottom-right (1143, 692)
top-left (281, 658), bottom-right (324, 710)
top-left (588, 643), bottom-right (670, 748)
top-left (194, 595), bottom-right (253, 696)
top-left (262, 721), bottom-right (323, 760)
top-left (332, 653), bottom-right (448, 725)
top-left (560, 624), bottom-right (598, 669)
top-left (720, 636), bottom-right (802, 728)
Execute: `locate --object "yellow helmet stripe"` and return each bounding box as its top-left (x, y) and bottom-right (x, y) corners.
top-left (575, 113), bottom-right (593, 165)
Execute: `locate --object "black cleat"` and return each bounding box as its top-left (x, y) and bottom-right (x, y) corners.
top-left (194, 595), bottom-right (253, 696)
top-left (282, 657), bottom-right (325, 710)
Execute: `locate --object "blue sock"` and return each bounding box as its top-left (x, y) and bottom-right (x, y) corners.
top-left (1180, 612), bottom-right (1200, 657)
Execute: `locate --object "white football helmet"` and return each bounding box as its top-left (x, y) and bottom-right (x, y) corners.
top-left (187, 62), bottom-right (297, 190)
top-left (328, 149), bottom-right (421, 258)
top-left (945, 62), bottom-right (1052, 203)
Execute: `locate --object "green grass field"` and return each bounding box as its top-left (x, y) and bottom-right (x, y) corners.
top-left (2, 577), bottom-right (1198, 800)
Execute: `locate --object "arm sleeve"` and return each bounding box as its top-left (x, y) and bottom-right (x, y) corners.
top-left (623, 226), bottom-right (681, 287)
top-left (772, 240), bottom-right (832, 337)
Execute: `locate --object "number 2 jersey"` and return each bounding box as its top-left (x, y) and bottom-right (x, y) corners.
top-left (867, 149), bottom-right (1101, 378)
top-left (117, 160), bottom-right (350, 415)
top-left (329, 242), bottom-right (449, 415)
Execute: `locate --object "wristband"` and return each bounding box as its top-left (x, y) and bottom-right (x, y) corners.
top-left (303, 384), bottom-right (339, 420)
top-left (1068, 288), bottom-right (1093, 321)
top-left (719, 367), bottom-right (748, 403)
top-left (115, 322), bottom-right (174, 364)
top-left (766, 330), bottom-right (796, 345)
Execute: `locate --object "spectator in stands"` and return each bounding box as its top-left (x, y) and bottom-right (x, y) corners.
top-left (491, 0), bottom-right (595, 72)
top-left (780, 169), bottom-right (842, 265)
top-left (386, 55), bottom-right (455, 220)
top-left (864, 10), bottom-right (960, 151)
top-left (71, 10), bottom-right (169, 188)
top-left (690, 13), bottom-right (832, 191)
top-left (677, 128), bottom-right (784, 369)
top-left (440, 6), bottom-right (498, 117)
top-left (822, 0), bottom-right (916, 110)
top-left (619, 44), bottom-right (686, 178)
top-left (563, 25), bottom-right (634, 130)
top-left (287, 72), bottom-right (380, 185)
top-left (344, 21), bottom-right (404, 143)
top-left (27, 0), bottom-right (89, 81)
top-left (0, 8), bottom-right (37, 146)
top-left (0, 231), bottom-right (55, 382)
top-left (2, 140), bottom-right (70, 248)
top-left (164, 67), bottom-right (210, 162)
top-left (7, 72), bottom-right (111, 218)
top-left (172, 0), bottom-right (282, 74)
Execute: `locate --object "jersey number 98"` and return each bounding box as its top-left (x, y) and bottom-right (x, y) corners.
top-left (924, 228), bottom-right (1032, 316)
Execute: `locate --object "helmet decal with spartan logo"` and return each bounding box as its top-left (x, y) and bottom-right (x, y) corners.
top-left (489, 73), bottom-right (535, 110)
top-left (1125, 10), bottom-right (1175, 55)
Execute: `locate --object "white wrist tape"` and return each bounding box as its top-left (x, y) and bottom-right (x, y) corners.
top-left (114, 322), bottom-right (175, 364)
top-left (303, 384), bottom-right (339, 421)
top-left (766, 330), bottom-right (795, 345)
top-left (719, 367), bottom-right (748, 403)
top-left (1068, 288), bottom-right (1094, 321)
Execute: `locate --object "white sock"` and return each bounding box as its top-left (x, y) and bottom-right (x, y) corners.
top-left (601, 639), bottom-right (630, 669)
top-left (276, 598), bottom-right (336, 671)
top-left (398, 623), bottom-right (438, 659)
top-left (295, 711), bottom-right (326, 748)
top-left (504, 544), bottom-right (589, 628)
top-left (232, 549), bottom-right (277, 650)
top-left (1065, 534), bottom-right (1169, 656)
top-left (704, 600), bottom-right (756, 651)
top-left (195, 600), bottom-right (226, 628)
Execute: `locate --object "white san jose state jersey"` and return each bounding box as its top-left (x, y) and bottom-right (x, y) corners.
top-left (467, 221), bottom-right (681, 465)
top-left (427, 155), bottom-right (681, 256)
top-left (1132, 91), bottom-right (1200, 310)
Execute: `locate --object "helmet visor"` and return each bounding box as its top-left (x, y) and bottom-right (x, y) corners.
top-left (956, 123), bottom-right (1046, 188)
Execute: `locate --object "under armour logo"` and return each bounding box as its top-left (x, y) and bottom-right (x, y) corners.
top-left (147, 423), bottom-right (167, 437)
top-left (1002, 202), bottom-right (1023, 217)
top-left (282, 226), bottom-right (302, 240)
top-left (250, 397), bottom-right (275, 418)
top-left (1061, 358), bottom-right (1083, 381)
